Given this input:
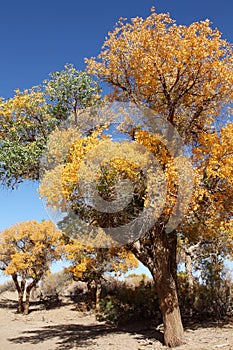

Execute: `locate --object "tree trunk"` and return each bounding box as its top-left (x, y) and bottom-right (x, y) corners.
top-left (131, 225), bottom-right (185, 347)
top-left (24, 279), bottom-right (38, 315)
top-left (95, 280), bottom-right (102, 311)
top-left (12, 274), bottom-right (26, 314)
top-left (184, 242), bottom-right (201, 293)
top-left (24, 288), bottom-right (30, 315)
top-left (87, 280), bottom-right (97, 310)
top-left (152, 259), bottom-right (184, 347)
top-left (185, 252), bottom-right (194, 292)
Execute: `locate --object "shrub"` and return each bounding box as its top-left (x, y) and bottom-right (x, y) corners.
top-left (0, 280), bottom-right (15, 294)
top-left (40, 269), bottom-right (73, 297)
top-left (97, 277), bottom-right (161, 325)
top-left (178, 274), bottom-right (233, 321)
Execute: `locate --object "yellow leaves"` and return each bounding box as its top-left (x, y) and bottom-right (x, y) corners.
top-left (40, 165), bottom-right (67, 211)
top-left (194, 124), bottom-right (233, 185)
top-left (0, 220), bottom-right (63, 278)
top-left (86, 10), bottom-right (233, 141)
top-left (0, 88), bottom-right (46, 125)
top-left (183, 121), bottom-right (233, 243)
top-left (61, 126), bottom-right (108, 200)
top-left (46, 127), bottom-right (82, 165)
top-left (64, 232), bottom-right (138, 280)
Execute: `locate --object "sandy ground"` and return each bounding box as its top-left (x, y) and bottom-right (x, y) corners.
top-left (0, 291), bottom-right (233, 350)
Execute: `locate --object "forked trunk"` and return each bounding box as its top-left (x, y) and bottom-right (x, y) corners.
top-left (131, 225), bottom-right (185, 347)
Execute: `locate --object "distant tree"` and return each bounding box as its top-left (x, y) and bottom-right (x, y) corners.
top-left (64, 232), bottom-right (138, 310)
top-left (0, 220), bottom-right (62, 314)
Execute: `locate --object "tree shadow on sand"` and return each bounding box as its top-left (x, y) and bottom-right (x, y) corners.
top-left (8, 320), bottom-right (164, 349)
top-left (0, 297), bottom-right (18, 310)
top-left (0, 295), bottom-right (67, 314)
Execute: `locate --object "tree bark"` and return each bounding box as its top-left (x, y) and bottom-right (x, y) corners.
top-left (12, 274), bottom-right (26, 314)
top-left (95, 280), bottom-right (102, 311)
top-left (131, 224), bottom-right (185, 347)
top-left (87, 280), bottom-right (97, 310)
top-left (24, 288), bottom-right (30, 315)
top-left (185, 252), bottom-right (194, 292)
top-left (24, 279), bottom-right (39, 315)
top-left (184, 242), bottom-right (201, 293)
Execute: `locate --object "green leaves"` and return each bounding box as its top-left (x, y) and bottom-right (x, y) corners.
top-left (0, 65), bottom-right (102, 188)
top-left (44, 64), bottom-right (102, 122)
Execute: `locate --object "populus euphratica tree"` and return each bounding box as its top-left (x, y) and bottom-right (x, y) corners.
top-left (84, 9), bottom-right (233, 347)
top-left (39, 126), bottom-right (139, 310)
top-left (64, 233), bottom-right (138, 310)
top-left (0, 220), bottom-right (63, 314)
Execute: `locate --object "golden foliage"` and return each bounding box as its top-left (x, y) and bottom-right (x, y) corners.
top-left (64, 234), bottom-right (138, 280)
top-left (0, 220), bottom-right (63, 278)
top-left (0, 88), bottom-right (48, 135)
top-left (86, 10), bottom-right (233, 141)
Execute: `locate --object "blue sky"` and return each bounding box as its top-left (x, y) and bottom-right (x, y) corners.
top-left (0, 0), bottom-right (232, 279)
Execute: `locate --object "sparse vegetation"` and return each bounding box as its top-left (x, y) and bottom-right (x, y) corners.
top-left (0, 280), bottom-right (15, 294)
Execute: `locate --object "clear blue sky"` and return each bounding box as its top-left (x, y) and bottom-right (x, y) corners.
top-left (0, 1), bottom-right (232, 279)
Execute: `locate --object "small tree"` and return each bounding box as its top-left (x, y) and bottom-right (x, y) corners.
top-left (64, 232), bottom-right (138, 310)
top-left (0, 220), bottom-right (62, 314)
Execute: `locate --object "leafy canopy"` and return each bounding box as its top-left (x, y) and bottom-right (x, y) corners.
top-left (0, 65), bottom-right (102, 188)
top-left (0, 220), bottom-right (63, 279)
top-left (86, 9), bottom-right (233, 142)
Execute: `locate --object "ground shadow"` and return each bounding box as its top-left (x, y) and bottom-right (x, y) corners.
top-left (0, 295), bottom-right (68, 314)
top-left (8, 320), bottom-right (164, 349)
top-left (0, 298), bottom-right (18, 310)
top-left (183, 317), bottom-right (233, 331)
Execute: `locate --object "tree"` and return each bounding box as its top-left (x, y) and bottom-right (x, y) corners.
top-left (0, 10), bottom-right (232, 346)
top-left (0, 87), bottom-right (52, 187)
top-left (0, 220), bottom-right (63, 314)
top-left (0, 65), bottom-right (102, 188)
top-left (39, 128), bottom-right (139, 310)
top-left (84, 10), bottom-right (233, 347)
top-left (64, 232), bottom-right (138, 310)
top-left (39, 108), bottom-right (188, 346)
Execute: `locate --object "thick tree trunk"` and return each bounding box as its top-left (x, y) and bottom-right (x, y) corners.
top-left (168, 231), bottom-right (178, 288)
top-left (151, 257), bottom-right (184, 347)
top-left (131, 225), bottom-right (185, 347)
